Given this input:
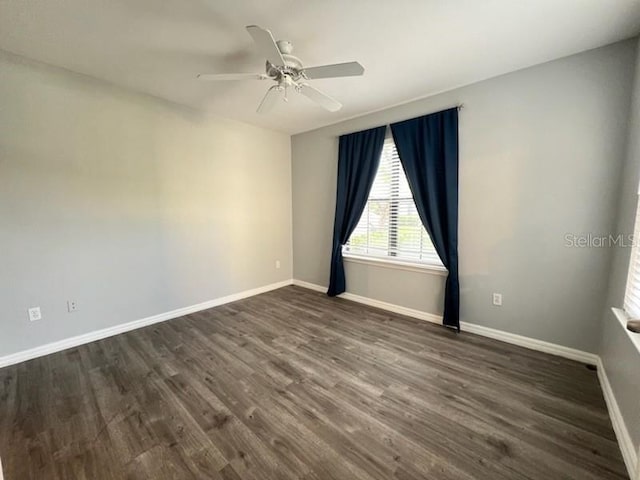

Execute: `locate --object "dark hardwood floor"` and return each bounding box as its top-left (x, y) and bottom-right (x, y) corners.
top-left (0, 286), bottom-right (628, 479)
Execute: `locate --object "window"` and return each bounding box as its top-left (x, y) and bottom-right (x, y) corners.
top-left (624, 196), bottom-right (640, 319)
top-left (344, 136), bottom-right (444, 268)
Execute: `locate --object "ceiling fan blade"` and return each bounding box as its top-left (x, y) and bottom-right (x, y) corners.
top-left (298, 84), bottom-right (342, 112)
top-left (257, 85), bottom-right (284, 114)
top-left (197, 73), bottom-right (268, 81)
top-left (246, 25), bottom-right (285, 67)
top-left (303, 61), bottom-right (364, 80)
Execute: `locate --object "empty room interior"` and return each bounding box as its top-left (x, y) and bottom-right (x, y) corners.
top-left (3, 1), bottom-right (640, 479)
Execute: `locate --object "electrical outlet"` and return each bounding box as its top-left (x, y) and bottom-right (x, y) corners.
top-left (492, 293), bottom-right (503, 306)
top-left (67, 300), bottom-right (78, 312)
top-left (275, 260), bottom-right (281, 269)
top-left (28, 307), bottom-right (42, 321)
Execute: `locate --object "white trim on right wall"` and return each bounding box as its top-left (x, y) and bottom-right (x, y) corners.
top-left (597, 357), bottom-right (638, 479)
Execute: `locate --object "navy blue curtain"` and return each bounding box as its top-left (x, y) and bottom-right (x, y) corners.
top-left (328, 126), bottom-right (386, 297)
top-left (390, 108), bottom-right (460, 330)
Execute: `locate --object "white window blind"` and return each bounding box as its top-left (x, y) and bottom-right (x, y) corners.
top-left (344, 137), bottom-right (444, 267)
top-left (624, 196), bottom-right (640, 319)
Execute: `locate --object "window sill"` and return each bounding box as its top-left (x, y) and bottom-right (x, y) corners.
top-left (343, 253), bottom-right (448, 276)
top-left (611, 308), bottom-right (640, 354)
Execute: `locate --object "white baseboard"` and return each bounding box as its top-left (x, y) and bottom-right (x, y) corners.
top-left (459, 322), bottom-right (598, 365)
top-left (0, 279), bottom-right (293, 369)
top-left (597, 358), bottom-right (638, 479)
top-left (292, 279), bottom-right (327, 293)
top-left (292, 279), bottom-right (443, 324)
top-left (292, 279), bottom-right (596, 364)
top-left (341, 291), bottom-right (443, 325)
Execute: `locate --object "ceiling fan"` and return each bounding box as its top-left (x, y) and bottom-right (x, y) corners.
top-left (197, 25), bottom-right (364, 114)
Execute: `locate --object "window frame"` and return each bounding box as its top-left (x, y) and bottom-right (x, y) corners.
top-left (343, 134), bottom-right (446, 273)
top-left (617, 192), bottom-right (640, 354)
top-left (624, 193), bottom-right (640, 320)
top-left (342, 252), bottom-right (448, 275)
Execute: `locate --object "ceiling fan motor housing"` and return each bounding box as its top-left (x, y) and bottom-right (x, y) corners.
top-left (266, 40), bottom-right (304, 81)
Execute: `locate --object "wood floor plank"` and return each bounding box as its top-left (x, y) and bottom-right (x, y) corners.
top-left (0, 286), bottom-right (628, 479)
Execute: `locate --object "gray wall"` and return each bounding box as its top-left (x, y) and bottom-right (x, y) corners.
top-left (0, 52), bottom-right (293, 357)
top-left (600, 37), bottom-right (640, 457)
top-left (292, 40), bottom-right (636, 353)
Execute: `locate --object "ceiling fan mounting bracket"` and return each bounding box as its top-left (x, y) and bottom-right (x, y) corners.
top-left (276, 40), bottom-right (294, 55)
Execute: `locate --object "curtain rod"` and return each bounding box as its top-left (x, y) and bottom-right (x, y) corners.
top-left (340, 104), bottom-right (464, 137)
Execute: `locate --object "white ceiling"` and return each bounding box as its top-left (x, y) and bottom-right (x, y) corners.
top-left (1, 0), bottom-right (640, 134)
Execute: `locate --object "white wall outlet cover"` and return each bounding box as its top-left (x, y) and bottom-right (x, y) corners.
top-left (28, 307), bottom-right (42, 321)
top-left (67, 300), bottom-right (78, 312)
top-left (492, 293), bottom-right (503, 306)
top-left (275, 260), bottom-right (281, 269)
